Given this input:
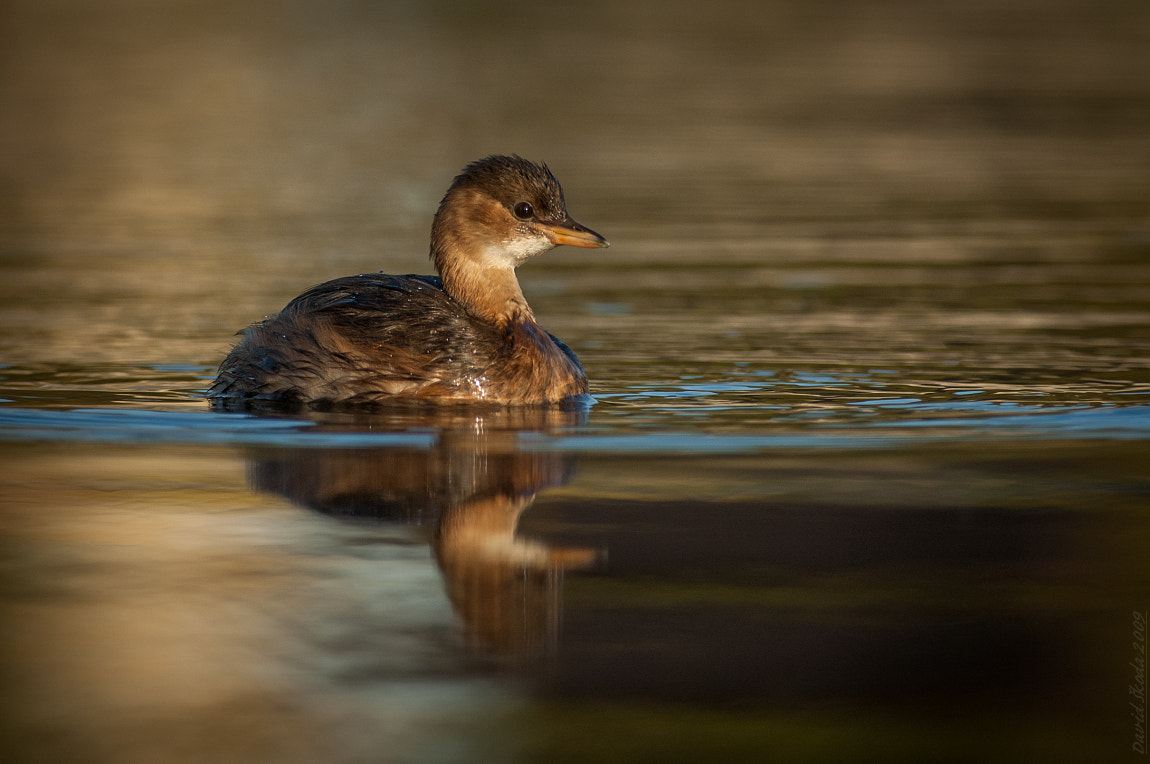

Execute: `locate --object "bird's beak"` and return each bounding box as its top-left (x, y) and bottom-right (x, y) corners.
top-left (539, 218), bottom-right (610, 249)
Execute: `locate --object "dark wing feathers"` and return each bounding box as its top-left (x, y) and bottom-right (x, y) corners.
top-left (209, 274), bottom-right (499, 404)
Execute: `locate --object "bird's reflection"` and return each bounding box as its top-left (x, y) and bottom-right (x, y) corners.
top-left (244, 405), bottom-right (599, 657)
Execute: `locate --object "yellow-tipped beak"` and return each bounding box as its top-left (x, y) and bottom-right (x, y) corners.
top-left (539, 219), bottom-right (610, 249)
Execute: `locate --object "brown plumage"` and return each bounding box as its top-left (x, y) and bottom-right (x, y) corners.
top-left (208, 155), bottom-right (608, 408)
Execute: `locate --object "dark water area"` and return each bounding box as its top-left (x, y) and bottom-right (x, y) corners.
top-left (2, 1), bottom-right (1149, 762)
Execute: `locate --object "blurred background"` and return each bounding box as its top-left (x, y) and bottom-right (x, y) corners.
top-left (2, 0), bottom-right (1147, 372)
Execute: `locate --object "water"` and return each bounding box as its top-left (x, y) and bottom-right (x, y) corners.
top-left (2, 1), bottom-right (1149, 761)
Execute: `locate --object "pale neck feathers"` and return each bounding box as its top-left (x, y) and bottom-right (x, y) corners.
top-left (431, 187), bottom-right (552, 326)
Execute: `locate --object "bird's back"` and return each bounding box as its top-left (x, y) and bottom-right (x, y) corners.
top-left (208, 273), bottom-right (586, 407)
top-left (210, 274), bottom-right (497, 406)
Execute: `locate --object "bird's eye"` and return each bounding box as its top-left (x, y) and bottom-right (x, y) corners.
top-left (513, 202), bottom-right (534, 220)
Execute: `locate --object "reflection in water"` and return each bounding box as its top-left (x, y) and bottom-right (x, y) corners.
top-left (248, 407), bottom-right (598, 657)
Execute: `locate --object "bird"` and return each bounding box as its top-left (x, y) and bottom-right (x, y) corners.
top-left (208, 155), bottom-right (609, 408)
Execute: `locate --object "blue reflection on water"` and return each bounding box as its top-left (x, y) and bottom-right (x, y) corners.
top-left (0, 402), bottom-right (1147, 452)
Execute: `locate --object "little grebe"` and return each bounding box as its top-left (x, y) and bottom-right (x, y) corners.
top-left (208, 155), bottom-right (609, 407)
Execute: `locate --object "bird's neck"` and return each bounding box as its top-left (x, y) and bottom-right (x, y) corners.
top-left (433, 242), bottom-right (536, 327)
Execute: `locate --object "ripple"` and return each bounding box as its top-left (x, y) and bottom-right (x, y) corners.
top-left (0, 408), bottom-right (435, 449)
top-left (1, 402), bottom-right (1147, 454)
